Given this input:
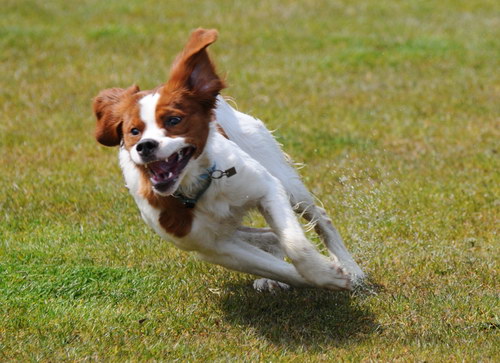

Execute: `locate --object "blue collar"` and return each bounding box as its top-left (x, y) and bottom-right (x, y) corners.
top-left (173, 164), bottom-right (217, 209)
top-left (172, 164), bottom-right (237, 209)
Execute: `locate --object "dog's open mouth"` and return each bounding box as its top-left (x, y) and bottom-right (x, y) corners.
top-left (145, 146), bottom-right (196, 193)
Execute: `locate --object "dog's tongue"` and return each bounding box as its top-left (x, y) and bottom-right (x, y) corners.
top-left (148, 160), bottom-right (172, 175)
top-left (148, 153), bottom-right (178, 183)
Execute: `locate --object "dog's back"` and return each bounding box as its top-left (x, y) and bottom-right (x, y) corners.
top-left (215, 97), bottom-right (308, 205)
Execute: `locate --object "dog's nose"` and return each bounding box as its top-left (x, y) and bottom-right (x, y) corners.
top-left (136, 139), bottom-right (159, 158)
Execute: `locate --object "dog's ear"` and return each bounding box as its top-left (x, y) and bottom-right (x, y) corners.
top-left (93, 85), bottom-right (139, 146)
top-left (165, 28), bottom-right (226, 107)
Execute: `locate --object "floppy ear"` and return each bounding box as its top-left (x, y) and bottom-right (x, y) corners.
top-left (93, 85), bottom-right (139, 146)
top-left (164, 28), bottom-right (226, 107)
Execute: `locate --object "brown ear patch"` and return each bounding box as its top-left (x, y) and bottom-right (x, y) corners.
top-left (93, 84), bottom-right (140, 146)
top-left (164, 28), bottom-right (226, 105)
top-left (179, 28), bottom-right (218, 62)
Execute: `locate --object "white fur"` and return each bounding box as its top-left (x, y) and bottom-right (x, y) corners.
top-left (137, 93), bottom-right (165, 144)
top-left (120, 95), bottom-right (365, 291)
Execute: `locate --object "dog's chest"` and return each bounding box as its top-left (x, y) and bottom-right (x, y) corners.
top-left (132, 187), bottom-right (245, 250)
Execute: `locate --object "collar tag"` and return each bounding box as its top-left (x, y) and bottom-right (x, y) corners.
top-left (224, 167), bottom-right (237, 178)
top-left (210, 167), bottom-right (237, 179)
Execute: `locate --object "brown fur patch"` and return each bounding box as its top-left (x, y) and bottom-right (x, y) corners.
top-left (155, 91), bottom-right (214, 159)
top-left (120, 92), bottom-right (150, 151)
top-left (216, 123), bottom-right (229, 139)
top-left (94, 85), bottom-right (140, 146)
top-left (138, 170), bottom-right (194, 238)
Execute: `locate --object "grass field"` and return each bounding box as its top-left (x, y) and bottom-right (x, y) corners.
top-left (1, 0), bottom-right (498, 360)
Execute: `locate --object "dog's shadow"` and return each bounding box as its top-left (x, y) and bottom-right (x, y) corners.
top-left (218, 282), bottom-right (380, 349)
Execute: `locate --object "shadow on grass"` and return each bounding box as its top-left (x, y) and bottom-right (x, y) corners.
top-left (219, 281), bottom-right (379, 350)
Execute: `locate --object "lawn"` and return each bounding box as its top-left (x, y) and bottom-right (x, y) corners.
top-left (1, 0), bottom-right (498, 360)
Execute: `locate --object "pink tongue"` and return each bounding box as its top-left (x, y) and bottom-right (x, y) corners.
top-left (149, 161), bottom-right (170, 175)
top-left (149, 153), bottom-right (177, 175)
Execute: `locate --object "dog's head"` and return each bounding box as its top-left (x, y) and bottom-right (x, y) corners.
top-left (93, 28), bottom-right (225, 196)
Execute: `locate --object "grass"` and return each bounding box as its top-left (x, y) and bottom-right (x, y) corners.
top-left (1, 0), bottom-right (498, 360)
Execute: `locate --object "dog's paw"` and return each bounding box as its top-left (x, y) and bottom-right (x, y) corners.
top-left (253, 278), bottom-right (290, 293)
top-left (324, 263), bottom-right (354, 291)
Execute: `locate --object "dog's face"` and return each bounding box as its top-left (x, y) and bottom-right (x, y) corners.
top-left (93, 29), bottom-right (225, 196)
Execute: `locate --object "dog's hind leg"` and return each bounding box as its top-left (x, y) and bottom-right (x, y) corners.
top-left (300, 204), bottom-right (365, 281)
top-left (280, 178), bottom-right (365, 280)
top-left (258, 177), bottom-right (352, 290)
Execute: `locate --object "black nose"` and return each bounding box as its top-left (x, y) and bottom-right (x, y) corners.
top-left (136, 139), bottom-right (159, 158)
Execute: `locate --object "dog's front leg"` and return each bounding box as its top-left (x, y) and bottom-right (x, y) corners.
top-left (235, 227), bottom-right (284, 259)
top-left (259, 177), bottom-right (352, 290)
top-left (234, 227), bottom-right (288, 291)
top-left (277, 176), bottom-right (365, 280)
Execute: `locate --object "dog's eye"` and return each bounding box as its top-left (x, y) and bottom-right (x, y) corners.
top-left (131, 128), bottom-right (140, 136)
top-left (164, 116), bottom-right (182, 127)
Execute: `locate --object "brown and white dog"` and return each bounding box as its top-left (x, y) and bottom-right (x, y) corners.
top-left (93, 28), bottom-right (365, 291)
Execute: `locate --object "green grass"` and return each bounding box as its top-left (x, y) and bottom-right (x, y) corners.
top-left (1, 0), bottom-right (498, 360)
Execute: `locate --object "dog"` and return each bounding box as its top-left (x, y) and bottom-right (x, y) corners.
top-left (93, 28), bottom-right (365, 292)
